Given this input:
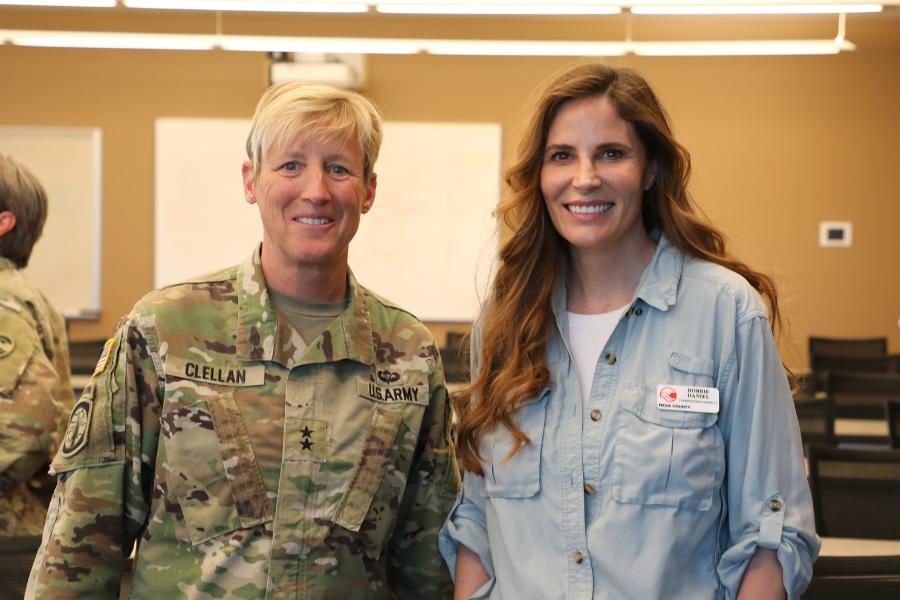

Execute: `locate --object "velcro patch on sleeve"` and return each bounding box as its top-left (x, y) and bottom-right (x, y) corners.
top-left (92, 337), bottom-right (119, 376)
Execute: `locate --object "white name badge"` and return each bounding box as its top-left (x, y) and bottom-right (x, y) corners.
top-left (656, 384), bottom-right (720, 414)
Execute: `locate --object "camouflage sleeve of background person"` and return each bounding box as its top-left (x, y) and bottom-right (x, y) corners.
top-left (0, 307), bottom-right (71, 533)
top-left (26, 314), bottom-right (161, 598)
top-left (387, 346), bottom-right (459, 599)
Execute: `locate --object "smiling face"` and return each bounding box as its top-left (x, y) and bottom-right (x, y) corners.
top-left (242, 128), bottom-right (376, 286)
top-left (540, 94), bottom-right (654, 261)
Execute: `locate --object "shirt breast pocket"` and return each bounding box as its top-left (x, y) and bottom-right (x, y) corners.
top-left (611, 385), bottom-right (723, 511)
top-left (160, 393), bottom-right (273, 545)
top-left (481, 390), bottom-right (549, 499)
top-left (332, 395), bottom-right (429, 561)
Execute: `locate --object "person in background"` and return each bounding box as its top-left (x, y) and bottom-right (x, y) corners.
top-left (441, 63), bottom-right (819, 599)
top-left (27, 82), bottom-right (456, 598)
top-left (0, 154), bottom-right (76, 536)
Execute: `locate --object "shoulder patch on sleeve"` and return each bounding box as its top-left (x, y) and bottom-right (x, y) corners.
top-left (0, 334), bottom-right (15, 358)
top-left (61, 393), bottom-right (94, 457)
top-left (0, 312), bottom-right (40, 395)
top-left (51, 328), bottom-right (128, 472)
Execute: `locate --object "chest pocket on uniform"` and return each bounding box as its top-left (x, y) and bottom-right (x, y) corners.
top-left (161, 393), bottom-right (273, 545)
top-left (481, 390), bottom-right (549, 499)
top-left (611, 385), bottom-right (723, 511)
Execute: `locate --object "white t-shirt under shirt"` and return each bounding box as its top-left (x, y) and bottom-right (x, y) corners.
top-left (566, 305), bottom-right (630, 403)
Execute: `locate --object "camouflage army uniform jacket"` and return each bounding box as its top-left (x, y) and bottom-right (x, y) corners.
top-left (0, 257), bottom-right (75, 535)
top-left (28, 247), bottom-right (457, 599)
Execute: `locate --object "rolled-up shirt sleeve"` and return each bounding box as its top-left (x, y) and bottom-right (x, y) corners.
top-left (440, 316), bottom-right (496, 584)
top-left (716, 313), bottom-right (820, 599)
top-left (439, 469), bottom-right (495, 583)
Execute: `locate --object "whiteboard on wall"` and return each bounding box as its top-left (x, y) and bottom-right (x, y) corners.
top-left (0, 126), bottom-right (102, 318)
top-left (155, 118), bottom-right (500, 322)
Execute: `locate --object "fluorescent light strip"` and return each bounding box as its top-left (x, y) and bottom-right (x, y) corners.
top-left (633, 38), bottom-right (856, 55)
top-left (0, 30), bottom-right (858, 56)
top-left (425, 40), bottom-right (627, 55)
top-left (0, 31), bottom-right (216, 49)
top-left (123, 0), bottom-right (369, 12)
top-left (630, 4), bottom-right (882, 14)
top-left (0, 30), bottom-right (420, 53)
top-left (377, 3), bottom-right (621, 15)
top-left (0, 0), bottom-right (115, 6)
top-left (220, 35), bottom-right (421, 53)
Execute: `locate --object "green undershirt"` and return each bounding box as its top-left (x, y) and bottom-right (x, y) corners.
top-left (267, 287), bottom-right (348, 347)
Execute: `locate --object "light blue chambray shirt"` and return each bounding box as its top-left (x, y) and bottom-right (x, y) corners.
top-left (440, 234), bottom-right (820, 600)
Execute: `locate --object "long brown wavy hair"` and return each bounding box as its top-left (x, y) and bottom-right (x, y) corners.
top-left (455, 62), bottom-right (785, 475)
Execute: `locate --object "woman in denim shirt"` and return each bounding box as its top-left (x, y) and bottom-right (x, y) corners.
top-left (439, 63), bottom-right (818, 599)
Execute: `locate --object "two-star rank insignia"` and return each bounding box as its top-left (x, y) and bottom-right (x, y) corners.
top-left (300, 426), bottom-right (314, 450)
top-left (289, 418), bottom-right (327, 462)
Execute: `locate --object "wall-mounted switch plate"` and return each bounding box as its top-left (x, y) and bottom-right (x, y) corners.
top-left (819, 221), bottom-right (852, 247)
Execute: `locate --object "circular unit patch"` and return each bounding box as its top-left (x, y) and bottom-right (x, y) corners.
top-left (61, 399), bottom-right (93, 457)
top-left (0, 334), bottom-right (14, 358)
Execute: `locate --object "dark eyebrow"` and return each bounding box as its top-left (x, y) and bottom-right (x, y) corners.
top-left (544, 143), bottom-right (573, 153)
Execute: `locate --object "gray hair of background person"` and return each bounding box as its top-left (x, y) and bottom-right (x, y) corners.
top-left (0, 154), bottom-right (48, 269)
top-left (245, 82), bottom-right (384, 181)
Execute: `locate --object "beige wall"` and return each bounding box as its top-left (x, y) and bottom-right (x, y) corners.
top-left (1, 7), bottom-right (899, 369)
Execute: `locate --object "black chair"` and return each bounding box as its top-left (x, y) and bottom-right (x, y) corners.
top-left (825, 371), bottom-right (900, 420)
top-left (809, 353), bottom-right (900, 395)
top-left (809, 336), bottom-right (888, 361)
top-left (793, 397), bottom-right (836, 454)
top-left (807, 445), bottom-right (900, 539)
top-left (68, 339), bottom-right (108, 375)
top-left (802, 554), bottom-right (900, 599)
top-left (441, 331), bottom-right (470, 384)
top-left (0, 535), bottom-right (42, 599)
top-left (887, 400), bottom-right (900, 450)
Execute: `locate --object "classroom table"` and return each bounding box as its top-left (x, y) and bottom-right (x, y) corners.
top-left (819, 537), bottom-right (900, 556)
top-left (835, 418), bottom-right (889, 438)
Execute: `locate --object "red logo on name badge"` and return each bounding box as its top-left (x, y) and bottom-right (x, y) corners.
top-left (659, 386), bottom-right (678, 403)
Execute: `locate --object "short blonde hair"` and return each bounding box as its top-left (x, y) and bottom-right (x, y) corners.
top-left (245, 82), bottom-right (383, 180)
top-left (0, 154), bottom-right (48, 269)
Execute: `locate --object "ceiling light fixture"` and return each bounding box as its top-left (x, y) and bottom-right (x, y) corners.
top-left (630, 3), bottom-right (882, 15)
top-left (220, 35), bottom-right (421, 53)
top-left (633, 38), bottom-right (855, 54)
top-left (0, 0), bottom-right (115, 6)
top-left (0, 29), bottom-right (859, 56)
top-left (376, 2), bottom-right (621, 15)
top-left (0, 30), bottom-right (216, 50)
top-left (424, 39), bottom-right (628, 55)
top-left (123, 0), bottom-right (369, 12)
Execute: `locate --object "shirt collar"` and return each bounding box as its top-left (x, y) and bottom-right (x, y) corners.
top-left (550, 231), bottom-right (683, 321)
top-left (633, 231), bottom-right (683, 313)
top-left (235, 245), bottom-right (376, 367)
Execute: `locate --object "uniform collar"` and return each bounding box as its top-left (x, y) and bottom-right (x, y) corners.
top-left (0, 257), bottom-right (16, 273)
top-left (235, 245), bottom-right (376, 367)
top-left (550, 230), bottom-right (683, 321)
